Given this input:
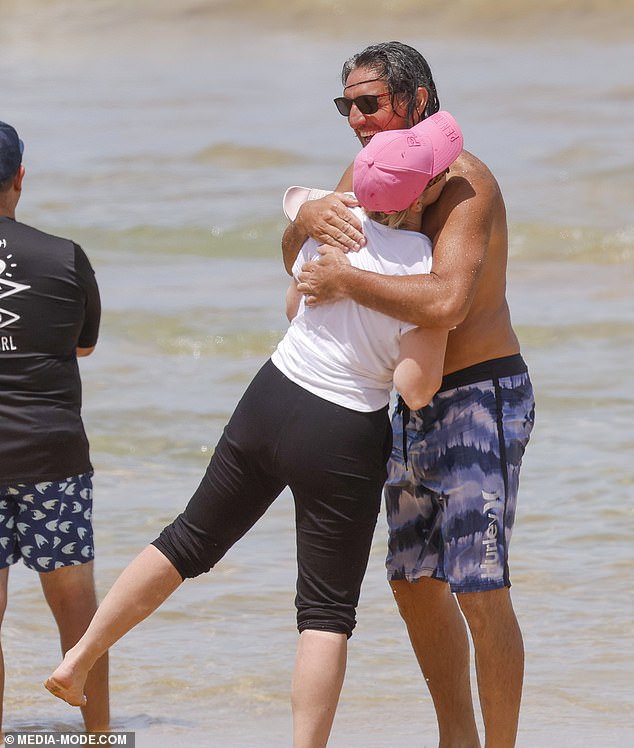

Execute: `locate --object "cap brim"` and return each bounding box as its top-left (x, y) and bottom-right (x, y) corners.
top-left (283, 186), bottom-right (332, 221)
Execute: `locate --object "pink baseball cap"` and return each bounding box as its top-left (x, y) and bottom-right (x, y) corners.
top-left (353, 110), bottom-right (463, 213)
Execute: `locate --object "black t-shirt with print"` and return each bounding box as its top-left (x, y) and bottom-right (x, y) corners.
top-left (0, 216), bottom-right (101, 484)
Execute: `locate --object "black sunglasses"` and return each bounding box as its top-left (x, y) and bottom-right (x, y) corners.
top-left (333, 92), bottom-right (392, 117)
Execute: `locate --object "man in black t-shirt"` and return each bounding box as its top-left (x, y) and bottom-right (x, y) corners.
top-left (0, 121), bottom-right (109, 734)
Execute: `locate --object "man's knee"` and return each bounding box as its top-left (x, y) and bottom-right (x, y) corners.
top-left (40, 561), bottom-right (98, 613)
top-left (390, 579), bottom-right (417, 621)
top-left (456, 586), bottom-right (514, 632)
top-left (390, 577), bottom-right (451, 623)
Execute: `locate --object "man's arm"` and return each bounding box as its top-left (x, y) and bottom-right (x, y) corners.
top-left (281, 191), bottom-right (364, 274)
top-left (297, 171), bottom-right (497, 330)
top-left (74, 243), bottom-right (101, 354)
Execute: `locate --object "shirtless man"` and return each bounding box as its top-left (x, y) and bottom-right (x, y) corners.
top-left (281, 42), bottom-right (535, 748)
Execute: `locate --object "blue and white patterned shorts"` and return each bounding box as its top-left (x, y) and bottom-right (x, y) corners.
top-left (385, 356), bottom-right (535, 593)
top-left (0, 473), bottom-right (95, 572)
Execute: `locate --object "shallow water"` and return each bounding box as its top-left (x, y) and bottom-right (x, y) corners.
top-left (2, 2), bottom-right (634, 745)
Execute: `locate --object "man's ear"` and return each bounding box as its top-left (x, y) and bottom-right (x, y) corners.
top-left (414, 87), bottom-right (429, 120)
top-left (14, 164), bottom-right (25, 191)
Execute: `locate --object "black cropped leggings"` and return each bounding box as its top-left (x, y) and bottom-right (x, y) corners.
top-left (153, 359), bottom-right (392, 638)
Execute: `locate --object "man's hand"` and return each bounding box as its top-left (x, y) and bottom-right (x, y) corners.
top-left (295, 192), bottom-right (365, 252)
top-left (297, 244), bottom-right (353, 306)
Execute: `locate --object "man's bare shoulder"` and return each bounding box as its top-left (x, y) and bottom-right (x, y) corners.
top-left (450, 150), bottom-right (502, 199)
top-left (423, 149), bottom-right (505, 243)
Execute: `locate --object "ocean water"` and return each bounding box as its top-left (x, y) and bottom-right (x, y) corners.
top-left (2, 1), bottom-right (633, 746)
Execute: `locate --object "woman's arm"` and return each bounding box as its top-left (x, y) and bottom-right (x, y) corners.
top-left (393, 326), bottom-right (448, 410)
top-left (285, 280), bottom-right (302, 322)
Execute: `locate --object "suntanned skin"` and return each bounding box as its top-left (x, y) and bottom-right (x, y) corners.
top-left (281, 63), bottom-right (526, 748)
top-left (282, 68), bottom-right (520, 377)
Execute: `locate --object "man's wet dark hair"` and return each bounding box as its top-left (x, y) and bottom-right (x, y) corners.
top-left (341, 41), bottom-right (440, 125)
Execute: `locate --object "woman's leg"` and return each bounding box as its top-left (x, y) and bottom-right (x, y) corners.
top-left (284, 396), bottom-right (390, 745)
top-left (46, 364), bottom-right (289, 708)
top-left (291, 630), bottom-right (347, 748)
top-left (45, 545), bottom-right (182, 707)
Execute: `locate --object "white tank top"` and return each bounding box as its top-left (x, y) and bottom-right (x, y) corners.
top-left (271, 208), bottom-right (433, 411)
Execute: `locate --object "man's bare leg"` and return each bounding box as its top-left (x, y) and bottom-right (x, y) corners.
top-left (0, 567), bottom-right (9, 742)
top-left (291, 629), bottom-right (347, 748)
top-left (391, 578), bottom-right (481, 748)
top-left (44, 545), bottom-right (182, 708)
top-left (40, 562), bottom-right (109, 730)
top-left (457, 588), bottom-right (523, 748)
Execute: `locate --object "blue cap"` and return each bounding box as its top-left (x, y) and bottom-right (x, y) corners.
top-left (0, 121), bottom-right (24, 182)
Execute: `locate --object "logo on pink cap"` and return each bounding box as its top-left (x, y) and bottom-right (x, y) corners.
top-left (353, 111), bottom-right (463, 214)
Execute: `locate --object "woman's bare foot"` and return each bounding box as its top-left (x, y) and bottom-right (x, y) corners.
top-left (44, 658), bottom-right (89, 707)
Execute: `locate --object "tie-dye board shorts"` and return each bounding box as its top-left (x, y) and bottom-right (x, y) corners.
top-left (0, 472), bottom-right (95, 572)
top-left (385, 355), bottom-right (535, 593)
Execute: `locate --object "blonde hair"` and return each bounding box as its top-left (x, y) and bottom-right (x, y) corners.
top-left (365, 207), bottom-right (410, 229)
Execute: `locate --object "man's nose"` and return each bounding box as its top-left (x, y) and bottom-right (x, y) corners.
top-left (347, 104), bottom-right (366, 129)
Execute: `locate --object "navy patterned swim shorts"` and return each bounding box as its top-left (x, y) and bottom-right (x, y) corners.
top-left (0, 472), bottom-right (95, 572)
top-left (385, 355), bottom-right (535, 593)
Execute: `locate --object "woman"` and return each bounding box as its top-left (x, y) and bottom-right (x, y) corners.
top-left (45, 111), bottom-right (462, 748)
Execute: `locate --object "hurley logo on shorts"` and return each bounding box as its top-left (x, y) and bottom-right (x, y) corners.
top-left (480, 490), bottom-right (501, 574)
